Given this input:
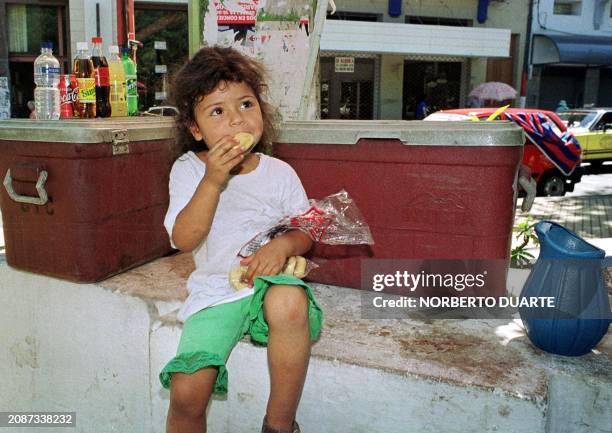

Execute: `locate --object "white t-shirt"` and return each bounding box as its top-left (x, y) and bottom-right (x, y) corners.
top-left (164, 151), bottom-right (310, 322)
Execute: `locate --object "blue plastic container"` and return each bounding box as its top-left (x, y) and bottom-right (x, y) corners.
top-left (519, 221), bottom-right (611, 356)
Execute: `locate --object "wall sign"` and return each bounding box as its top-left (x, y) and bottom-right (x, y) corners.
top-left (335, 57), bottom-right (354, 73)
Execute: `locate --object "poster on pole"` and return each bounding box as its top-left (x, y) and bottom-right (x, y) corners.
top-left (200, 0), bottom-right (313, 120)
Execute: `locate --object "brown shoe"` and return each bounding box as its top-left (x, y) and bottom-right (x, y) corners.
top-left (261, 416), bottom-right (300, 433)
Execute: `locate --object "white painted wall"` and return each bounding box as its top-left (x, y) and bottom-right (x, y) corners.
top-left (330, 0), bottom-right (528, 114)
top-left (379, 55), bottom-right (404, 119)
top-left (2, 262), bottom-right (610, 433)
top-left (534, 0), bottom-right (612, 35)
top-left (1, 263), bottom-right (152, 433)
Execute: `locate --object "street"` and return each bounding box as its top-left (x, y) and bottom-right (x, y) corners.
top-left (568, 163), bottom-right (612, 196)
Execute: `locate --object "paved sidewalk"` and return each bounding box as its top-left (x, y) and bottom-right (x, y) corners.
top-left (515, 194), bottom-right (612, 240)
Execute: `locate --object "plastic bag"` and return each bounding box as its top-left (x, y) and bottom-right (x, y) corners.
top-left (229, 190), bottom-right (374, 289)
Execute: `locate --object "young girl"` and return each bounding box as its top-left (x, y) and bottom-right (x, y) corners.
top-left (159, 47), bottom-right (323, 433)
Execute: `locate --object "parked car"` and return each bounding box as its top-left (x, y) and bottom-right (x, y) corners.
top-left (424, 108), bottom-right (582, 196)
top-left (143, 105), bottom-right (178, 117)
top-left (558, 108), bottom-right (612, 167)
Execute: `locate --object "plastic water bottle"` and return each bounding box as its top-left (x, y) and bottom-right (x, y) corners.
top-left (34, 41), bottom-right (60, 120)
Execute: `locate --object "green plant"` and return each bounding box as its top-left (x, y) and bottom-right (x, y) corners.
top-left (511, 217), bottom-right (539, 268)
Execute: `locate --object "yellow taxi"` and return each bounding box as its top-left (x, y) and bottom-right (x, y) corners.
top-left (558, 108), bottom-right (612, 166)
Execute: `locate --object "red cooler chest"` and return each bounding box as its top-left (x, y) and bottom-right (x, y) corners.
top-left (274, 120), bottom-right (524, 295)
top-left (0, 118), bottom-right (175, 282)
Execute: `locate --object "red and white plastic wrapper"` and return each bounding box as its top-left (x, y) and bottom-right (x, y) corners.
top-left (229, 190), bottom-right (374, 287)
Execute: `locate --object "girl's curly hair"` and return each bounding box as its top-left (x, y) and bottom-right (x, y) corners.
top-left (170, 46), bottom-right (277, 159)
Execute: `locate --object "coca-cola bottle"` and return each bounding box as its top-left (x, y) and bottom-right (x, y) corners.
top-left (70, 74), bottom-right (79, 115)
top-left (59, 74), bottom-right (76, 118)
top-left (73, 42), bottom-right (96, 118)
top-left (91, 36), bottom-right (111, 117)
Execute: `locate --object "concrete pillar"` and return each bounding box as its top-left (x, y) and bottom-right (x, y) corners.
top-left (0, 1), bottom-right (8, 79)
top-left (379, 55), bottom-right (404, 120)
top-left (583, 67), bottom-right (600, 107)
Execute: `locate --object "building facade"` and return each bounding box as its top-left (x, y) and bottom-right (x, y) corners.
top-left (0, 0), bottom-right (530, 119)
top-left (319, 0), bottom-right (529, 120)
top-left (528, 0), bottom-right (612, 110)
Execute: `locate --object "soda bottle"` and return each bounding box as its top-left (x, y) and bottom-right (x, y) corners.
top-left (59, 74), bottom-right (76, 118)
top-left (73, 42), bottom-right (96, 118)
top-left (122, 47), bottom-right (138, 116)
top-left (91, 37), bottom-right (111, 117)
top-left (33, 41), bottom-right (60, 120)
top-left (108, 45), bottom-right (128, 117)
top-left (69, 74), bottom-right (79, 115)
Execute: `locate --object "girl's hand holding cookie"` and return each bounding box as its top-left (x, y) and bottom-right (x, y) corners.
top-left (203, 135), bottom-right (245, 188)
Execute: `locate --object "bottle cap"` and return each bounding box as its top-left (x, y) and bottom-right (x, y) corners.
top-left (76, 42), bottom-right (88, 51)
top-left (47, 41), bottom-right (54, 49)
top-left (92, 36), bottom-right (103, 44)
top-left (108, 45), bottom-right (119, 54)
top-left (122, 47), bottom-right (131, 55)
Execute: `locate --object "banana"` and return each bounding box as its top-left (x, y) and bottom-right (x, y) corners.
top-left (282, 256), bottom-right (297, 275)
top-left (230, 266), bottom-right (249, 290)
top-left (231, 255), bottom-right (308, 289)
top-left (234, 132), bottom-right (255, 151)
top-left (294, 256), bottom-right (307, 278)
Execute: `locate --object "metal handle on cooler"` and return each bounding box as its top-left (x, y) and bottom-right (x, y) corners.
top-left (518, 175), bottom-right (536, 212)
top-left (3, 168), bottom-right (49, 206)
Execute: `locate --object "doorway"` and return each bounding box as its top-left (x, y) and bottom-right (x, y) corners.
top-left (403, 60), bottom-right (462, 119)
top-left (320, 56), bottom-right (375, 119)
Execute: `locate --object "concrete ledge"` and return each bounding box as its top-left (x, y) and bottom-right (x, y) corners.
top-left (2, 252), bottom-right (611, 433)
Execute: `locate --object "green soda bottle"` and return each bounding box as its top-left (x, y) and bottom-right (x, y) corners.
top-left (121, 47), bottom-right (138, 115)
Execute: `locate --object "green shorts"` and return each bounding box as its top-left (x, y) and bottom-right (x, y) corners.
top-left (159, 275), bottom-right (323, 395)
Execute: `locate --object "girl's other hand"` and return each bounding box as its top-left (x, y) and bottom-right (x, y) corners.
top-left (240, 241), bottom-right (289, 286)
top-left (203, 135), bottom-right (245, 188)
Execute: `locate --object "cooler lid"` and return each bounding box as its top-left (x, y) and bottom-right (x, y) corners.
top-left (0, 118), bottom-right (175, 143)
top-left (276, 120), bottom-right (524, 146)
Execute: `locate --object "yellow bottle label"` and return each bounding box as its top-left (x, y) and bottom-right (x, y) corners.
top-left (77, 78), bottom-right (96, 103)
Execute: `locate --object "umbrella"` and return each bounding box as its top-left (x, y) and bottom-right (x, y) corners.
top-left (469, 82), bottom-right (517, 101)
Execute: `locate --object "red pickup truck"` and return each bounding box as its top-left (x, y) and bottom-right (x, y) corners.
top-left (425, 108), bottom-right (582, 196)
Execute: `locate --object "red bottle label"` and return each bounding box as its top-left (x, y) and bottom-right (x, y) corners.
top-left (95, 67), bottom-right (110, 87)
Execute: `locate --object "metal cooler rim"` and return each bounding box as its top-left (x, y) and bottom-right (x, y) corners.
top-left (276, 120), bottom-right (524, 146)
top-left (0, 118), bottom-right (176, 143)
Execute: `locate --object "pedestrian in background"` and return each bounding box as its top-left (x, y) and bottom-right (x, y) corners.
top-left (416, 93), bottom-right (428, 120)
top-left (556, 99), bottom-right (569, 114)
top-left (27, 100), bottom-right (37, 119)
